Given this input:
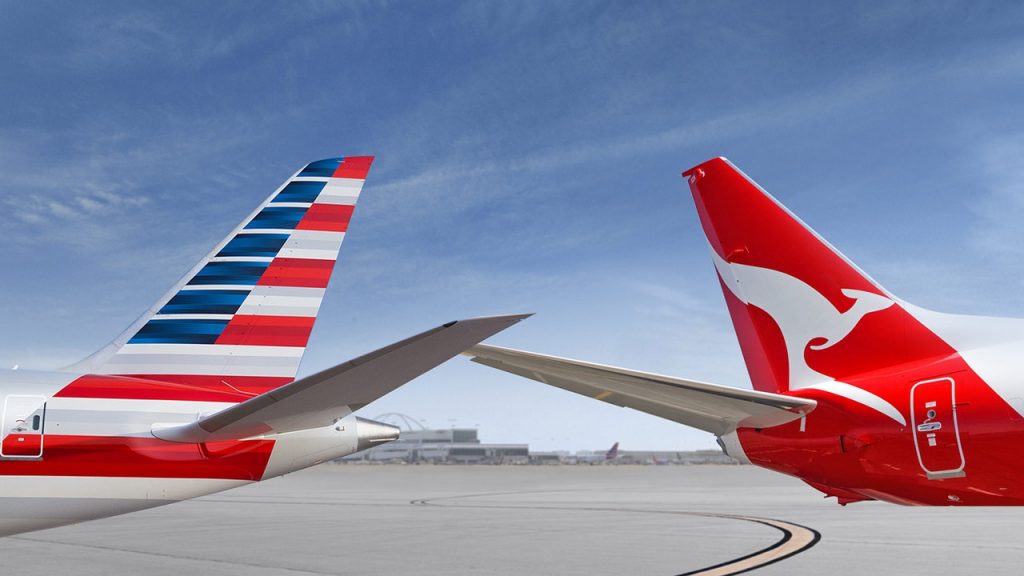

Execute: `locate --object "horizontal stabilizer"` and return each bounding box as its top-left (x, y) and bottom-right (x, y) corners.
top-left (154, 314), bottom-right (530, 442)
top-left (465, 344), bottom-right (815, 436)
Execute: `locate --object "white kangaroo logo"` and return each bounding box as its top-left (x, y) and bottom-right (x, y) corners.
top-left (711, 248), bottom-right (906, 425)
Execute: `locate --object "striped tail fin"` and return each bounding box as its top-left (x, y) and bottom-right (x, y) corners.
top-left (65, 156), bottom-right (374, 396)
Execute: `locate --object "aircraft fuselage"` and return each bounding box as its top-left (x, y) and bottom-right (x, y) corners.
top-left (723, 338), bottom-right (1024, 505)
top-left (0, 369), bottom-right (367, 536)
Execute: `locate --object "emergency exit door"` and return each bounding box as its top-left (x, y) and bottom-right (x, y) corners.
top-left (910, 377), bottom-right (965, 479)
top-left (1, 395), bottom-right (46, 458)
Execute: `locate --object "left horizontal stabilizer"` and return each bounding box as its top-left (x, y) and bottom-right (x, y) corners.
top-left (464, 344), bottom-right (815, 436)
top-left (153, 314), bottom-right (530, 442)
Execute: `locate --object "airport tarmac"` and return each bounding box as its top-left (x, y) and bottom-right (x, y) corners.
top-left (1, 464), bottom-right (1021, 575)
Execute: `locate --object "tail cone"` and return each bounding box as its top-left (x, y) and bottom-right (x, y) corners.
top-left (355, 417), bottom-right (400, 451)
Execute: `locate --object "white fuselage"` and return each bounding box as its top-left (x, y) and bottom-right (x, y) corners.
top-left (0, 368), bottom-right (362, 536)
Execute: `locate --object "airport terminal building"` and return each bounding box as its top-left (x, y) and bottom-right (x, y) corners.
top-left (341, 415), bottom-right (736, 465)
top-left (342, 425), bottom-right (530, 464)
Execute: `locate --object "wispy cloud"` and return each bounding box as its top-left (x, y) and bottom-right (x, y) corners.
top-left (366, 67), bottom-right (901, 232)
top-left (67, 11), bottom-right (179, 70)
top-left (65, 8), bottom-right (323, 71)
top-left (971, 135), bottom-right (1024, 259)
top-left (4, 183), bottom-right (149, 226)
top-left (614, 278), bottom-right (746, 383)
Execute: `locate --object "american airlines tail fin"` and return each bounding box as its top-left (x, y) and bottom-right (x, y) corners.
top-left (683, 158), bottom-right (942, 399)
top-left (66, 156), bottom-right (374, 396)
top-left (605, 442), bottom-right (619, 461)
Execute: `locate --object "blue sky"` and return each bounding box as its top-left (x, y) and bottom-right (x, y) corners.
top-left (3, 2), bottom-right (1024, 450)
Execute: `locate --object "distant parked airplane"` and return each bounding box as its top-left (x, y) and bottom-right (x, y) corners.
top-left (648, 454), bottom-right (671, 466)
top-left (605, 441), bottom-right (619, 461)
top-left (0, 156), bottom-right (527, 536)
top-left (467, 157), bottom-right (1024, 506)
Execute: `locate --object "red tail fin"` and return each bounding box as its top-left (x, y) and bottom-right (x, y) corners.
top-left (683, 158), bottom-right (940, 397)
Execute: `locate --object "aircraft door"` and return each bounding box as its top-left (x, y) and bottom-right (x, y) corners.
top-left (910, 378), bottom-right (965, 479)
top-left (1, 395), bottom-right (46, 458)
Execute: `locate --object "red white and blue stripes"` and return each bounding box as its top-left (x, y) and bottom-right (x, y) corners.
top-left (0, 157), bottom-right (378, 538)
top-left (66, 156), bottom-right (374, 396)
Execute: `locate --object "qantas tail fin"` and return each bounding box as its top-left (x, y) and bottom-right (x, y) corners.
top-left (683, 158), bottom-right (940, 401)
top-left (66, 156), bottom-right (374, 396)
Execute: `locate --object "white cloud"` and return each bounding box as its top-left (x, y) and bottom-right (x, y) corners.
top-left (971, 135), bottom-right (1024, 260)
top-left (366, 66), bottom-right (901, 227)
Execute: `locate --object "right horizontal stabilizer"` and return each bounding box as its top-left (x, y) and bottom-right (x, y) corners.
top-left (465, 344), bottom-right (815, 436)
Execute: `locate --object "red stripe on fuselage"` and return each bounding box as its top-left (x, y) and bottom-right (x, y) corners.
top-left (56, 374), bottom-right (253, 403)
top-left (0, 435), bottom-right (273, 480)
top-left (257, 258), bottom-right (335, 288)
top-left (57, 374), bottom-right (292, 401)
top-left (215, 315), bottom-right (315, 347)
top-left (296, 203), bottom-right (354, 232)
